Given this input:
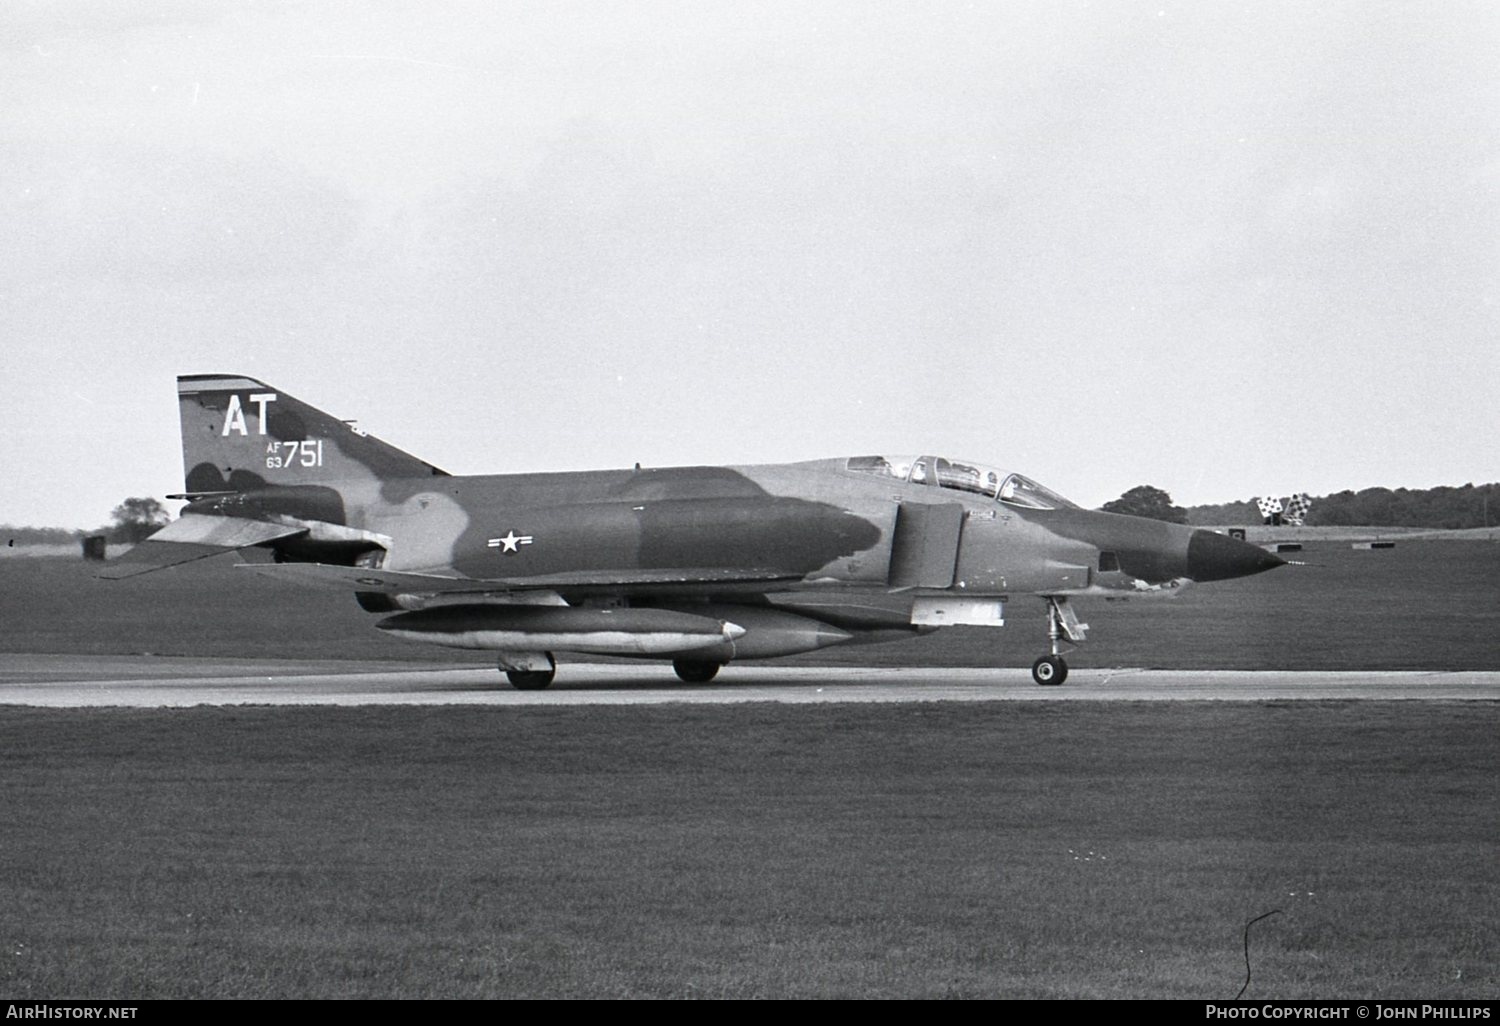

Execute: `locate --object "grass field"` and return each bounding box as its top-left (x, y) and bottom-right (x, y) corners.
top-left (1, 543), bottom-right (1496, 999)
top-left (1, 702), bottom-right (1495, 999)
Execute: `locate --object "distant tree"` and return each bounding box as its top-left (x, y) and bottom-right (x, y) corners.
top-left (1185, 499), bottom-right (1261, 526)
top-left (108, 497), bottom-right (171, 544)
top-left (1100, 485), bottom-right (1188, 524)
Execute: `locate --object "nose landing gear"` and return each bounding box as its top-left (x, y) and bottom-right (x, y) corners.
top-left (1031, 597), bottom-right (1087, 686)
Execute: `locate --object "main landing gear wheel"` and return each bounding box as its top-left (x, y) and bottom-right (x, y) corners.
top-left (672, 659), bottom-right (721, 684)
top-left (1031, 655), bottom-right (1068, 686)
top-left (506, 668), bottom-right (555, 690)
top-left (502, 652), bottom-right (556, 690)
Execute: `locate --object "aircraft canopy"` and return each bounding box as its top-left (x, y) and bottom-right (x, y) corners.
top-left (844, 455), bottom-right (1079, 510)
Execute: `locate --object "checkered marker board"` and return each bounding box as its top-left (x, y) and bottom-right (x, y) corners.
top-left (1284, 493), bottom-right (1312, 526)
top-left (1256, 496), bottom-right (1283, 519)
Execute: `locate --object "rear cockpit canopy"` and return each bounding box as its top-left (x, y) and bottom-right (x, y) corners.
top-left (845, 455), bottom-right (1078, 510)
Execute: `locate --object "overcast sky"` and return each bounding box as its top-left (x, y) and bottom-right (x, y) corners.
top-left (3, 1), bottom-right (1496, 527)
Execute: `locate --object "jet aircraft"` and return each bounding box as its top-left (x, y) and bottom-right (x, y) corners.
top-left (103, 375), bottom-right (1285, 688)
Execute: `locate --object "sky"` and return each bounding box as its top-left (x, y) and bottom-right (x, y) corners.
top-left (3, 0), bottom-right (1496, 528)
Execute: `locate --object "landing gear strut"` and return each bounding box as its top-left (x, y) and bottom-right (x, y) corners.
top-left (1031, 597), bottom-right (1086, 686)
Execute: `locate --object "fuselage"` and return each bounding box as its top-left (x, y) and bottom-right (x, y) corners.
top-left (189, 455), bottom-right (1280, 603)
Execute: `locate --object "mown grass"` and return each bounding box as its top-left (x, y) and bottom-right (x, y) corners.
top-left (1, 702), bottom-right (1494, 999)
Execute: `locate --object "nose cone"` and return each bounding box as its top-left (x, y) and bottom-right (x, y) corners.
top-left (1186, 530), bottom-right (1286, 582)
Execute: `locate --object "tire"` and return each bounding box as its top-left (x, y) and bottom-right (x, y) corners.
top-left (1031, 655), bottom-right (1068, 686)
top-left (673, 659), bottom-right (721, 684)
top-left (506, 668), bottom-right (555, 690)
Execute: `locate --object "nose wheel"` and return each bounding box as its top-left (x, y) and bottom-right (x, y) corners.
top-left (1032, 597), bottom-right (1086, 686)
top-left (1032, 654), bottom-right (1067, 686)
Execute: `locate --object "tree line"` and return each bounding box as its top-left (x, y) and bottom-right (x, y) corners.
top-left (1281, 483), bottom-right (1499, 529)
top-left (3, 498), bottom-right (170, 548)
top-left (1113, 483), bottom-right (1500, 529)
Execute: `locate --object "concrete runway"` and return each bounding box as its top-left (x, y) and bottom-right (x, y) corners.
top-left (1, 653), bottom-right (1496, 706)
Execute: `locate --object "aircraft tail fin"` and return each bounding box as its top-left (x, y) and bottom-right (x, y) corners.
top-left (176, 375), bottom-right (447, 494)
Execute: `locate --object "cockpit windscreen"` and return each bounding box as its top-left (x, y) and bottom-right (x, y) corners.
top-left (845, 455), bottom-right (1078, 510)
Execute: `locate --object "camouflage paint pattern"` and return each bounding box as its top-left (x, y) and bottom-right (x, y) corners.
top-left (111, 375), bottom-right (1284, 671)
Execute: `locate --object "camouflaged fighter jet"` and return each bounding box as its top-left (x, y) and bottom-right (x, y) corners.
top-left (102, 374), bottom-right (1285, 688)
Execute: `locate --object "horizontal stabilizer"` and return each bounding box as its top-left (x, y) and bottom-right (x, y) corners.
top-left (238, 561), bottom-right (803, 594)
top-left (98, 515), bottom-right (308, 579)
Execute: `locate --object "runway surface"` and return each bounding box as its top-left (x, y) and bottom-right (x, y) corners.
top-left (1, 653), bottom-right (1496, 706)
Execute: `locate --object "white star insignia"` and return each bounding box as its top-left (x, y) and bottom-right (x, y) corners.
top-left (488, 531), bottom-right (534, 553)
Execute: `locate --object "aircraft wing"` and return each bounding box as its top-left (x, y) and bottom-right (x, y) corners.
top-left (238, 561), bottom-right (805, 594)
top-left (97, 514), bottom-right (309, 579)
